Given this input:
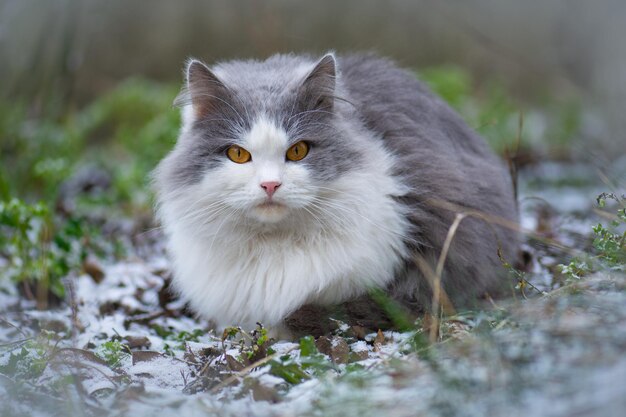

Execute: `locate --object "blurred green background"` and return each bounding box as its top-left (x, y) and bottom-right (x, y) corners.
top-left (1, 0), bottom-right (625, 215)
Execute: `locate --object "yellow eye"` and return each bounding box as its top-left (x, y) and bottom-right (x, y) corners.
top-left (286, 141), bottom-right (309, 161)
top-left (226, 145), bottom-right (251, 163)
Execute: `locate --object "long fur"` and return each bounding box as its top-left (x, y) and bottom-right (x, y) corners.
top-left (153, 53), bottom-right (519, 333)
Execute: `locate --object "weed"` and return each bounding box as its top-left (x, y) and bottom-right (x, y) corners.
top-left (592, 193), bottom-right (626, 267)
top-left (0, 330), bottom-right (59, 380)
top-left (95, 339), bottom-right (130, 368)
top-left (297, 336), bottom-right (336, 374)
top-left (558, 258), bottom-right (592, 281)
top-left (220, 324), bottom-right (274, 364)
top-left (558, 193), bottom-right (625, 279)
top-left (151, 326), bottom-right (207, 355)
top-left (0, 198), bottom-right (103, 303)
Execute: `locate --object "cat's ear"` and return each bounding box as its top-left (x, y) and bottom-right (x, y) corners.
top-left (179, 59), bottom-right (230, 119)
top-left (300, 53), bottom-right (336, 112)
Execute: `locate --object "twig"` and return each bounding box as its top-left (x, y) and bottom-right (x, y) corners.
top-left (67, 278), bottom-right (79, 347)
top-left (413, 255), bottom-right (456, 344)
top-left (505, 111), bottom-right (523, 204)
top-left (0, 317), bottom-right (29, 338)
top-left (436, 213), bottom-right (469, 279)
top-left (430, 213), bottom-right (468, 342)
top-left (123, 311), bottom-right (166, 326)
top-left (413, 256), bottom-right (456, 316)
top-left (0, 338), bottom-right (33, 349)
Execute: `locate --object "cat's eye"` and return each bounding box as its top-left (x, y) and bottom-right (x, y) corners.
top-left (226, 145), bottom-right (252, 164)
top-left (286, 141), bottom-right (309, 162)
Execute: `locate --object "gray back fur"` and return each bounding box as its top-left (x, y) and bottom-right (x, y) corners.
top-left (337, 54), bottom-right (519, 314)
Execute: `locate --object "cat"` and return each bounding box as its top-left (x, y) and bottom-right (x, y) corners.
top-left (153, 52), bottom-right (519, 336)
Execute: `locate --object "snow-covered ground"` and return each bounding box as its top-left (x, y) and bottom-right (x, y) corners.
top-left (2, 162), bottom-right (625, 417)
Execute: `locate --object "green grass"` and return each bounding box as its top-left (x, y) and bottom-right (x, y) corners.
top-left (0, 79), bottom-right (179, 216)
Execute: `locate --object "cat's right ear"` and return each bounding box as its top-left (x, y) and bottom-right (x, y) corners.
top-left (177, 59), bottom-right (229, 119)
top-left (300, 54), bottom-right (337, 112)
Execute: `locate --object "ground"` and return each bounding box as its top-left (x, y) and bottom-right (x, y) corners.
top-left (1, 69), bottom-right (625, 417)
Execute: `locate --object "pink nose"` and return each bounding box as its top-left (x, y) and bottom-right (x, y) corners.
top-left (260, 181), bottom-right (281, 198)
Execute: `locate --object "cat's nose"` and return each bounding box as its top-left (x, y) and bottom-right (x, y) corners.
top-left (260, 181), bottom-right (281, 198)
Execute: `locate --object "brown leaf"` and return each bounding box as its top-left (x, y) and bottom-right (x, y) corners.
top-left (124, 335), bottom-right (151, 350)
top-left (83, 257), bottom-right (105, 283)
top-left (373, 329), bottom-right (386, 352)
top-left (246, 379), bottom-right (281, 403)
top-left (315, 336), bottom-right (332, 356)
top-left (131, 351), bottom-right (162, 365)
top-left (374, 329), bottom-right (386, 345)
top-left (315, 336), bottom-right (350, 364)
top-left (350, 325), bottom-right (370, 340)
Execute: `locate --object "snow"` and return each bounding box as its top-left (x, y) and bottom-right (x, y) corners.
top-left (1, 162), bottom-right (626, 417)
top-left (127, 356), bottom-right (188, 390)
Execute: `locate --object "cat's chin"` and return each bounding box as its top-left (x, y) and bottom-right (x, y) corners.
top-left (250, 201), bottom-right (290, 223)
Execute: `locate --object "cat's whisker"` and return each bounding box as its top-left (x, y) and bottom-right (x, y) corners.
top-left (178, 199), bottom-right (225, 217)
top-left (286, 93), bottom-right (300, 131)
top-left (172, 205), bottom-right (235, 235)
top-left (176, 201), bottom-right (229, 224)
top-left (182, 205), bottom-right (237, 240)
top-left (288, 121), bottom-right (336, 138)
top-left (310, 196), bottom-right (417, 245)
top-left (307, 199), bottom-right (360, 232)
top-left (286, 108), bottom-right (335, 126)
top-left (192, 92), bottom-right (247, 129)
top-left (312, 187), bottom-right (384, 208)
top-left (307, 204), bottom-right (354, 232)
top-left (327, 94), bottom-right (357, 109)
top-left (205, 207), bottom-right (243, 254)
top-left (188, 205), bottom-right (233, 228)
top-left (301, 204), bottom-right (336, 231)
top-left (315, 202), bottom-right (416, 247)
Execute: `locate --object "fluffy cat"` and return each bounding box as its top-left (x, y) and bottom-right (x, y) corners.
top-left (153, 53), bottom-right (519, 334)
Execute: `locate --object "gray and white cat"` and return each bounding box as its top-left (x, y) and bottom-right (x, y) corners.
top-left (153, 53), bottom-right (518, 334)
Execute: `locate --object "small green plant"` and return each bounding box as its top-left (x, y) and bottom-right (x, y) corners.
top-left (0, 198), bottom-right (101, 304)
top-left (219, 324), bottom-right (274, 365)
top-left (1, 199), bottom-right (62, 301)
top-left (498, 247), bottom-right (546, 297)
top-left (268, 356), bottom-right (312, 385)
top-left (95, 339), bottom-right (130, 368)
top-left (151, 326), bottom-right (207, 355)
top-left (0, 330), bottom-right (58, 380)
top-left (297, 336), bottom-right (336, 373)
top-left (593, 193), bottom-right (625, 267)
top-left (558, 258), bottom-right (592, 281)
top-left (558, 193), bottom-right (625, 280)
top-left (267, 336), bottom-right (339, 385)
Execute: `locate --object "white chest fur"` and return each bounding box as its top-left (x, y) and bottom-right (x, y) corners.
top-left (160, 154), bottom-right (411, 330)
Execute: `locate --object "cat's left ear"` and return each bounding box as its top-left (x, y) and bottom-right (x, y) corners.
top-left (300, 53), bottom-right (336, 112)
top-left (179, 59), bottom-right (231, 120)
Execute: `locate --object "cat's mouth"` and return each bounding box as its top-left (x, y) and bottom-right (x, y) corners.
top-left (252, 201), bottom-right (289, 223)
top-left (256, 201), bottom-right (286, 209)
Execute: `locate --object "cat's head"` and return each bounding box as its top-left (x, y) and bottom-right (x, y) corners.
top-left (155, 54), bottom-right (363, 230)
